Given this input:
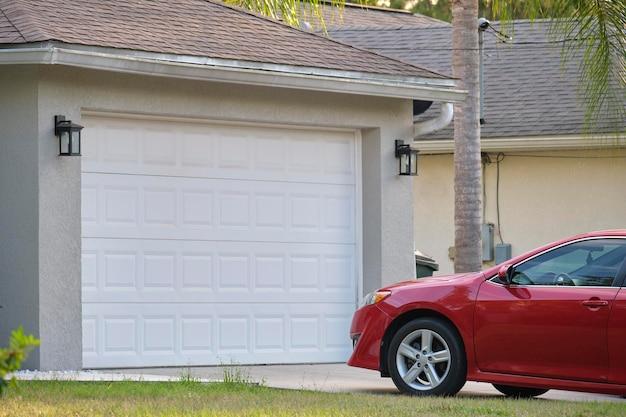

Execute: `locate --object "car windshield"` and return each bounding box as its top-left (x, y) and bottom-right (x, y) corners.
top-left (513, 239), bottom-right (626, 286)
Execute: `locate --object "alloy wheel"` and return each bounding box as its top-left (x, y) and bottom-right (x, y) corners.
top-left (395, 329), bottom-right (451, 391)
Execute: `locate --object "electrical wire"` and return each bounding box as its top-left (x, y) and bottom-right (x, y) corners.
top-left (335, 31), bottom-right (619, 52)
top-left (489, 151), bottom-right (626, 245)
top-left (495, 152), bottom-right (505, 245)
top-left (484, 27), bottom-right (619, 45)
top-left (419, 151), bottom-right (626, 158)
top-left (365, 44), bottom-right (594, 51)
top-left (482, 157), bottom-right (487, 221)
top-left (503, 153), bottom-right (626, 159)
top-left (331, 27), bottom-right (618, 42)
top-left (485, 26), bottom-right (511, 42)
top-left (423, 150), bottom-right (625, 246)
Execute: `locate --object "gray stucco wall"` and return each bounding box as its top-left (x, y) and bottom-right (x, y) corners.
top-left (11, 64), bottom-right (417, 369)
top-left (361, 128), bottom-right (383, 295)
top-left (0, 66), bottom-right (40, 369)
top-left (37, 79), bottom-right (83, 371)
top-left (361, 127), bottom-right (418, 293)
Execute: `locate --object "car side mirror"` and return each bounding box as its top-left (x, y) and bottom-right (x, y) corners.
top-left (498, 264), bottom-right (514, 285)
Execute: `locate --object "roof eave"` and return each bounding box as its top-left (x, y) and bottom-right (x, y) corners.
top-left (0, 42), bottom-right (466, 102)
top-left (413, 134), bottom-right (626, 154)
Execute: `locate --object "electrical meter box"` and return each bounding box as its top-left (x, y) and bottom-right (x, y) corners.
top-left (495, 243), bottom-right (512, 264)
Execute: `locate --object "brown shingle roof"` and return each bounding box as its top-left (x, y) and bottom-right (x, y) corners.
top-left (0, 4), bottom-right (26, 43)
top-left (330, 20), bottom-right (625, 137)
top-left (0, 0), bottom-right (445, 79)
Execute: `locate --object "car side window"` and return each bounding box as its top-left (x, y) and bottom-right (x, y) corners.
top-left (511, 239), bottom-right (626, 287)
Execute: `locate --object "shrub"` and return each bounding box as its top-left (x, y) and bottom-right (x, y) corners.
top-left (0, 326), bottom-right (40, 395)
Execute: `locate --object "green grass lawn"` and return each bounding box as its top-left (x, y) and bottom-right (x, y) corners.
top-left (2, 380), bottom-right (625, 417)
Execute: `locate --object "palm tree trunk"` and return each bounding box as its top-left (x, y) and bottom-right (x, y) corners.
top-left (452, 0), bottom-right (482, 272)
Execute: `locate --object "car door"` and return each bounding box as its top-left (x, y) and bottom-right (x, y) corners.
top-left (608, 288), bottom-right (626, 384)
top-left (474, 238), bottom-right (626, 383)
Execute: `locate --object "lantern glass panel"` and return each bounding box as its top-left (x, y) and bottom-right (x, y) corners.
top-left (70, 131), bottom-right (80, 155)
top-left (400, 153), bottom-right (411, 175)
top-left (410, 152), bottom-right (418, 175)
top-left (60, 131), bottom-right (70, 155)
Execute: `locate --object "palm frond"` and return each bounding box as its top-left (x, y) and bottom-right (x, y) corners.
top-left (492, 0), bottom-right (626, 135)
top-left (224, 0), bottom-right (347, 32)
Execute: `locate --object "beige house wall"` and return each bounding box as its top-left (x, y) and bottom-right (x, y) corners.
top-left (414, 148), bottom-right (626, 275)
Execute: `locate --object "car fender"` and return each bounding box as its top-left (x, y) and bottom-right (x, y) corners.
top-left (376, 278), bottom-right (483, 377)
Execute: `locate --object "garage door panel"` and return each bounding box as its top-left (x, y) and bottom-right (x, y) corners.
top-left (81, 239), bottom-right (356, 304)
top-left (82, 117), bottom-right (356, 185)
top-left (82, 302), bottom-right (353, 368)
top-left (82, 116), bottom-right (358, 368)
top-left (82, 173), bottom-right (355, 243)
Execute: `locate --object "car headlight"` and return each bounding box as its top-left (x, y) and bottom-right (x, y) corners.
top-left (359, 290), bottom-right (391, 308)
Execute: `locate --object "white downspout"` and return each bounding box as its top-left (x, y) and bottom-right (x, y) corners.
top-left (413, 102), bottom-right (454, 139)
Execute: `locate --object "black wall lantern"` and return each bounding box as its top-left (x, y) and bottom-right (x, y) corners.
top-left (54, 115), bottom-right (83, 156)
top-left (395, 139), bottom-right (419, 176)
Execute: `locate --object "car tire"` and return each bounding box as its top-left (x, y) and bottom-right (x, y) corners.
top-left (492, 384), bottom-right (549, 398)
top-left (388, 317), bottom-right (466, 396)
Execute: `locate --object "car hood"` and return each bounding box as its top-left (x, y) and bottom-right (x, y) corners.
top-left (381, 272), bottom-right (478, 291)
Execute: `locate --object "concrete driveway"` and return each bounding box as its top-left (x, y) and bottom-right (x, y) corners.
top-left (113, 363), bottom-right (624, 402)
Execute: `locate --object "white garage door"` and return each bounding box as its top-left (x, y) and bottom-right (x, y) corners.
top-left (80, 115), bottom-right (359, 368)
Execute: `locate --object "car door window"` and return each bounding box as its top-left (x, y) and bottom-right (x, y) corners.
top-left (511, 239), bottom-right (626, 287)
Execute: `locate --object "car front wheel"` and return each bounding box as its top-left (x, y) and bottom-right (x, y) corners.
top-left (492, 384), bottom-right (549, 398)
top-left (388, 318), bottom-right (466, 396)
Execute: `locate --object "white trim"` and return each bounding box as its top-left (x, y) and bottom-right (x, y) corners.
top-left (0, 42), bottom-right (466, 102)
top-left (414, 134), bottom-right (626, 154)
top-left (355, 130), bottom-right (364, 304)
top-left (81, 109), bottom-right (357, 133)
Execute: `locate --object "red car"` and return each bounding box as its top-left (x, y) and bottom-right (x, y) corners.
top-left (348, 230), bottom-right (626, 397)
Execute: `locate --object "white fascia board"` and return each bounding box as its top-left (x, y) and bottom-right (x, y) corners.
top-left (0, 42), bottom-right (466, 102)
top-left (414, 134), bottom-right (626, 154)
